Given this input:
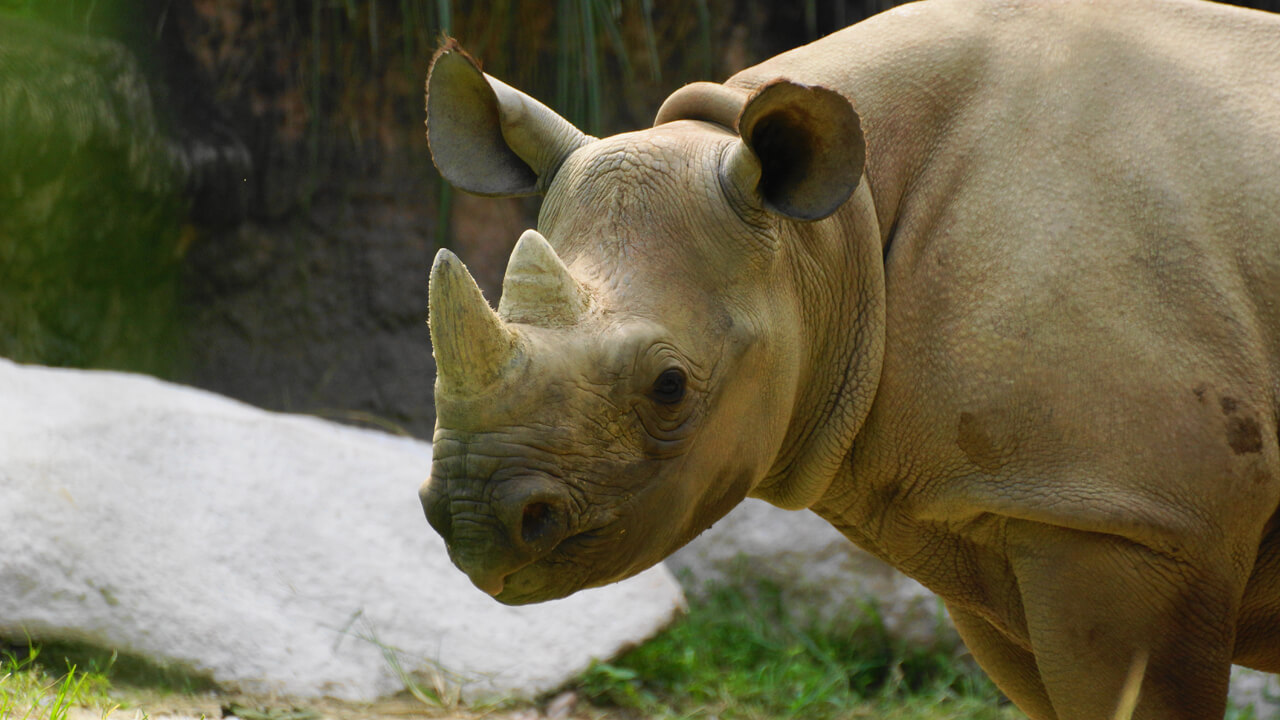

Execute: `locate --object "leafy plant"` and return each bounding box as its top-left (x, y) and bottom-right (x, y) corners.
top-left (0, 7), bottom-right (188, 376)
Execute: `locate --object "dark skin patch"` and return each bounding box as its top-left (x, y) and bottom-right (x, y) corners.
top-left (1193, 384), bottom-right (1207, 403)
top-left (957, 412), bottom-right (1016, 472)
top-left (1227, 415), bottom-right (1264, 455)
top-left (1215, 395), bottom-right (1262, 454)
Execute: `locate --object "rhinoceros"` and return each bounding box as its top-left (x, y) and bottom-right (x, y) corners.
top-left (419, 1), bottom-right (1280, 718)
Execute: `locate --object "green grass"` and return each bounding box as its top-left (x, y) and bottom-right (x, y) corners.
top-left (0, 638), bottom-right (224, 720)
top-left (17, 640), bottom-right (218, 696)
top-left (576, 577), bottom-right (1022, 720)
top-left (0, 642), bottom-right (117, 720)
top-left (4, 592), bottom-right (1270, 720)
top-left (1229, 705), bottom-right (1262, 720)
top-left (0, 638), bottom-right (218, 713)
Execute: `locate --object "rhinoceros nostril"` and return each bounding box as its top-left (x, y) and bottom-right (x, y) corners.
top-left (520, 501), bottom-right (555, 546)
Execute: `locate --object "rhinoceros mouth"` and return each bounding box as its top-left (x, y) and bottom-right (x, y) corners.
top-left (487, 524), bottom-right (626, 604)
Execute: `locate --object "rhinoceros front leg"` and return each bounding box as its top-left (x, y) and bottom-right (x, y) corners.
top-left (946, 605), bottom-right (1057, 720)
top-left (1006, 520), bottom-right (1239, 720)
top-left (1234, 520), bottom-right (1280, 672)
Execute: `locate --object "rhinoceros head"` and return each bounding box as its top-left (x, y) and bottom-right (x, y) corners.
top-left (422, 42), bottom-right (872, 604)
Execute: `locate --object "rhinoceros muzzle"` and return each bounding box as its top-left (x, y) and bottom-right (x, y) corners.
top-left (422, 470), bottom-right (575, 597)
top-left (424, 229), bottom-right (598, 598)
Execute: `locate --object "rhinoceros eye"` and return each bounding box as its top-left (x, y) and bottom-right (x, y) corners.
top-left (650, 368), bottom-right (687, 405)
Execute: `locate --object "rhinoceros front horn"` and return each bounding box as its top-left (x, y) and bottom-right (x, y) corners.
top-left (498, 229), bottom-right (589, 326)
top-left (428, 249), bottom-right (518, 395)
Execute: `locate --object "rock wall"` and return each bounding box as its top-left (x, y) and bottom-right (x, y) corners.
top-left (55, 0), bottom-right (922, 437)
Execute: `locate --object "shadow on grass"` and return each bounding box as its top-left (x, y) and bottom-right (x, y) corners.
top-left (3, 638), bottom-right (217, 694)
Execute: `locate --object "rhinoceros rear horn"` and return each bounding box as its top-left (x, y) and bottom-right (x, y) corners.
top-left (498, 229), bottom-right (590, 326)
top-left (727, 80), bottom-right (865, 221)
top-left (426, 40), bottom-right (593, 196)
top-left (429, 249), bottom-right (519, 395)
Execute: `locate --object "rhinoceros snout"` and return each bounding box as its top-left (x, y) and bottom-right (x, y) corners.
top-left (492, 479), bottom-right (573, 556)
top-left (421, 474), bottom-right (574, 596)
top-left (421, 479), bottom-right (455, 544)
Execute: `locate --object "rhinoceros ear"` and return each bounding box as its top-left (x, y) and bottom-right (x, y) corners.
top-left (426, 40), bottom-right (593, 196)
top-left (728, 80), bottom-right (865, 221)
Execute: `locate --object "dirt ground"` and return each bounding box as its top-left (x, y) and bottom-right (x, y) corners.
top-left (66, 689), bottom-right (609, 720)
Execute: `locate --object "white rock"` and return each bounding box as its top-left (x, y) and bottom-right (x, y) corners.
top-left (667, 498), bottom-right (952, 646)
top-left (0, 359), bottom-right (684, 702)
top-left (1231, 666), bottom-right (1280, 720)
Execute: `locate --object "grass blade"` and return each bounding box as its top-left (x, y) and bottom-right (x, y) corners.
top-left (693, 0), bottom-right (711, 78)
top-left (640, 0), bottom-right (660, 80)
top-left (1112, 649), bottom-right (1148, 720)
top-left (592, 0), bottom-right (633, 81)
top-left (580, 0), bottom-right (601, 132)
top-left (436, 0), bottom-right (450, 34)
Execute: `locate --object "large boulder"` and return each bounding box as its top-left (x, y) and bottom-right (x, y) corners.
top-left (0, 359), bottom-right (684, 701)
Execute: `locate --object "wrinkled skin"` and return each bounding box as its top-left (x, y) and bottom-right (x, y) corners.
top-left (421, 1), bottom-right (1280, 718)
